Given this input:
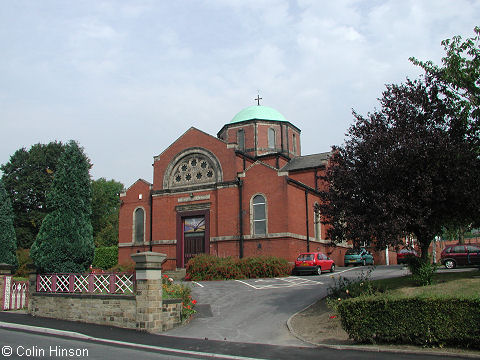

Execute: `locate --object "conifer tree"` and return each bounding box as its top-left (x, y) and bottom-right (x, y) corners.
top-left (0, 179), bottom-right (18, 268)
top-left (31, 141), bottom-right (94, 273)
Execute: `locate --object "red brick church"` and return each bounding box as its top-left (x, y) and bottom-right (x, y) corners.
top-left (118, 102), bottom-right (350, 270)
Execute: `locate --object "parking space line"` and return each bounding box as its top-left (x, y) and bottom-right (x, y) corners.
top-left (192, 281), bottom-right (204, 288)
top-left (333, 267), bottom-right (368, 275)
top-left (235, 277), bottom-right (323, 290)
top-left (235, 279), bottom-right (260, 289)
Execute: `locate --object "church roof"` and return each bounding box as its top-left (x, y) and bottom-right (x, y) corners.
top-left (230, 105), bottom-right (287, 124)
top-left (281, 152), bottom-right (330, 172)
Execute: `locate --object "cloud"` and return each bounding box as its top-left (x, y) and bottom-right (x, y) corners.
top-left (1, 0), bottom-right (479, 186)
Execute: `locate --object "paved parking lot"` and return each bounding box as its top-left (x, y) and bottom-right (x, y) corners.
top-left (165, 266), bottom-right (409, 346)
top-left (189, 266), bottom-right (362, 290)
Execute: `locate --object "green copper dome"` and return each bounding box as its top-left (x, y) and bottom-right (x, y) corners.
top-left (230, 105), bottom-right (287, 123)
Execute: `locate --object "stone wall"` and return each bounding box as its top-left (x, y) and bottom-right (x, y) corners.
top-left (29, 293), bottom-right (137, 328)
top-left (28, 293), bottom-right (183, 331)
top-left (162, 299), bottom-right (182, 331)
top-left (27, 252), bottom-right (183, 332)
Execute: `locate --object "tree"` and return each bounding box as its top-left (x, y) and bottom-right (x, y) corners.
top-left (0, 179), bottom-right (18, 268)
top-left (318, 79), bottom-right (480, 259)
top-left (1, 142), bottom-right (65, 248)
top-left (410, 26), bottom-right (480, 242)
top-left (30, 141), bottom-right (94, 273)
top-left (410, 26), bottom-right (479, 129)
top-left (91, 178), bottom-right (124, 247)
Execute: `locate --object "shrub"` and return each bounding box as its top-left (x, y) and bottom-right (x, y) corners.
top-left (185, 254), bottom-right (291, 281)
top-left (14, 248), bottom-right (33, 278)
top-left (92, 246), bottom-right (118, 270)
top-left (108, 262), bottom-right (135, 273)
top-left (326, 267), bottom-right (383, 312)
top-left (186, 254), bottom-right (243, 281)
top-left (406, 256), bottom-right (437, 286)
top-left (237, 256), bottom-right (291, 278)
top-left (337, 295), bottom-right (480, 348)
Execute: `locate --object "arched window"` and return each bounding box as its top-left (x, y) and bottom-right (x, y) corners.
top-left (253, 195), bottom-right (266, 235)
top-left (237, 129), bottom-right (245, 151)
top-left (292, 133), bottom-right (297, 155)
top-left (134, 208), bottom-right (145, 244)
top-left (268, 128), bottom-right (275, 149)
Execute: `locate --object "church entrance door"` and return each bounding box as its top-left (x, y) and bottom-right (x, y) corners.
top-left (182, 216), bottom-right (206, 267)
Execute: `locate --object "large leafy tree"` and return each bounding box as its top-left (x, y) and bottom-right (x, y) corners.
top-left (91, 178), bottom-right (124, 247)
top-left (318, 78), bottom-right (480, 259)
top-left (31, 141), bottom-right (95, 273)
top-left (410, 26), bottom-right (479, 131)
top-left (1, 142), bottom-right (65, 248)
top-left (411, 26), bottom-right (480, 242)
top-left (0, 179), bottom-right (18, 268)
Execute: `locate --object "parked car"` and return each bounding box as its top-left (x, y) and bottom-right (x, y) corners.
top-left (292, 252), bottom-right (335, 275)
top-left (344, 248), bottom-right (374, 266)
top-left (396, 248), bottom-right (419, 264)
top-left (441, 244), bottom-right (480, 269)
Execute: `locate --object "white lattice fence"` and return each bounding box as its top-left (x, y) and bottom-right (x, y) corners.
top-left (37, 273), bottom-right (135, 294)
top-left (2, 276), bottom-right (28, 310)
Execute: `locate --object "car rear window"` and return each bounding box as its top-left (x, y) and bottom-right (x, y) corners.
top-left (297, 254), bottom-right (314, 261)
top-left (466, 245), bottom-right (480, 252)
top-left (346, 249), bottom-right (359, 255)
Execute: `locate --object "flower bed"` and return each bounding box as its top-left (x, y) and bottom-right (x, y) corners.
top-left (162, 275), bottom-right (197, 320)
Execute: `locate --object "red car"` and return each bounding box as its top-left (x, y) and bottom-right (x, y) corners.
top-left (292, 252), bottom-right (335, 275)
top-left (396, 248), bottom-right (419, 264)
top-left (441, 244), bottom-right (480, 269)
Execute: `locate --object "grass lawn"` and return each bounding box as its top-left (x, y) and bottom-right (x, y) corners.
top-left (372, 269), bottom-right (480, 297)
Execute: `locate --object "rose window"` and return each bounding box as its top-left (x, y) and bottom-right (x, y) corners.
top-left (169, 154), bottom-right (217, 188)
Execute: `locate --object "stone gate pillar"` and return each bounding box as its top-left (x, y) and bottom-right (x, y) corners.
top-left (131, 252), bottom-right (166, 331)
top-left (0, 264), bottom-right (14, 311)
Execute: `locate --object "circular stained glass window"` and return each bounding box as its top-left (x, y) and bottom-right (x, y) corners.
top-left (168, 153), bottom-right (220, 188)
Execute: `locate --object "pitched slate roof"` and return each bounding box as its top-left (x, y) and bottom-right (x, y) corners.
top-left (281, 152), bottom-right (330, 172)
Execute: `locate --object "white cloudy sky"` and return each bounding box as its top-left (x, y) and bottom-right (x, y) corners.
top-left (1, 0), bottom-right (479, 187)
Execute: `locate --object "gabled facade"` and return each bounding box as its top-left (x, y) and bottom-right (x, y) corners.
top-left (118, 105), bottom-right (350, 269)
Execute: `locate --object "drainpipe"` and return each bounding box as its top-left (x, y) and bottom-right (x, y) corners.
top-left (238, 178), bottom-right (244, 258)
top-left (305, 190), bottom-right (310, 252)
top-left (149, 191), bottom-right (153, 252)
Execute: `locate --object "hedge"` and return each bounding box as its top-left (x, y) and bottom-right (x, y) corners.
top-left (185, 254), bottom-right (291, 281)
top-left (337, 295), bottom-right (480, 348)
top-left (92, 246), bottom-right (118, 270)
